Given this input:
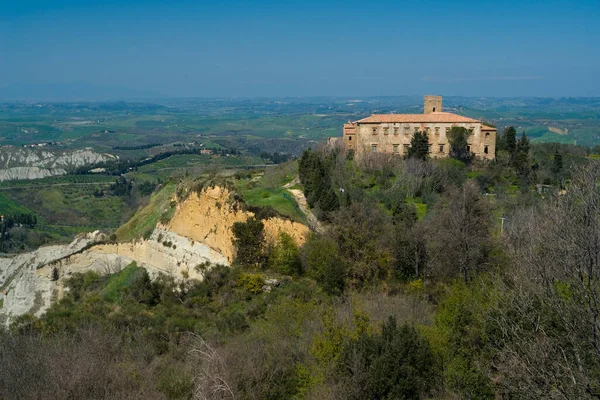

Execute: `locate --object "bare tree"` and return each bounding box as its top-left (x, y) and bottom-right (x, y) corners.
top-left (426, 181), bottom-right (492, 281)
top-left (495, 161), bottom-right (600, 398)
top-left (189, 334), bottom-right (236, 400)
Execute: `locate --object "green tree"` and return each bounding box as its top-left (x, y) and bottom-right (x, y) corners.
top-left (330, 202), bottom-right (395, 287)
top-left (433, 279), bottom-right (496, 398)
top-left (318, 186), bottom-right (340, 218)
top-left (268, 232), bottom-right (302, 275)
top-left (448, 126), bottom-right (473, 164)
top-left (504, 126), bottom-right (517, 155)
top-left (551, 148), bottom-right (563, 177)
top-left (513, 131), bottom-right (531, 180)
top-left (336, 317), bottom-right (437, 399)
top-left (301, 233), bottom-right (345, 294)
top-left (232, 217), bottom-right (266, 268)
top-left (407, 130), bottom-right (429, 161)
top-left (298, 148), bottom-right (340, 219)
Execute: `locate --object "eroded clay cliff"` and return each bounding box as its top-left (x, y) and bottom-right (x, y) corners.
top-left (166, 186), bottom-right (309, 262)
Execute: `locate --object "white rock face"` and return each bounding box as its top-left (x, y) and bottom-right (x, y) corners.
top-left (0, 166), bottom-right (67, 181)
top-left (0, 147), bottom-right (117, 181)
top-left (0, 229), bottom-right (228, 326)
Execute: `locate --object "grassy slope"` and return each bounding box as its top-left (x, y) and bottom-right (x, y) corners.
top-left (115, 182), bottom-right (176, 241)
top-left (0, 192), bottom-right (35, 216)
top-left (234, 162), bottom-right (307, 224)
top-left (241, 186), bottom-right (307, 224)
top-left (100, 262), bottom-right (141, 302)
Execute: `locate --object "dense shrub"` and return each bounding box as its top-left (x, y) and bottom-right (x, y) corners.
top-left (232, 217), bottom-right (266, 268)
top-left (336, 317), bottom-right (438, 399)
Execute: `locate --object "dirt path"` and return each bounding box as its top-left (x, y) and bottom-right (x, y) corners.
top-left (283, 178), bottom-right (324, 233)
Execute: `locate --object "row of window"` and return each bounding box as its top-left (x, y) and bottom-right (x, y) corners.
top-left (374, 126), bottom-right (446, 136)
top-left (371, 126), bottom-right (491, 138)
top-left (370, 144), bottom-right (491, 154)
top-left (372, 144), bottom-right (446, 153)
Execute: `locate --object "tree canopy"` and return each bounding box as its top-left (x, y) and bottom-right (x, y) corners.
top-left (448, 126), bottom-right (473, 164)
top-left (407, 130), bottom-right (429, 160)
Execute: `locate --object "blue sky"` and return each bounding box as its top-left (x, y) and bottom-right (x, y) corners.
top-left (1, 0), bottom-right (599, 98)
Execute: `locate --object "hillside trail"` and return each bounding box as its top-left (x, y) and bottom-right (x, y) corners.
top-left (283, 177), bottom-right (324, 233)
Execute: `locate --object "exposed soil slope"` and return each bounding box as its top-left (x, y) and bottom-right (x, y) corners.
top-left (167, 186), bottom-right (309, 262)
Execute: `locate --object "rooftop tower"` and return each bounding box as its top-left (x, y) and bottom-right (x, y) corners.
top-left (424, 95), bottom-right (442, 114)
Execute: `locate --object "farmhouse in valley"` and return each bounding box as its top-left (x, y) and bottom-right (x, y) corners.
top-left (339, 96), bottom-right (496, 160)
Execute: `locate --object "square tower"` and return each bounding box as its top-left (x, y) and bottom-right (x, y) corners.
top-left (424, 95), bottom-right (442, 114)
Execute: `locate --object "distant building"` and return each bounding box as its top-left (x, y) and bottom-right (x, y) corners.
top-left (338, 96), bottom-right (496, 160)
top-left (200, 149), bottom-right (213, 155)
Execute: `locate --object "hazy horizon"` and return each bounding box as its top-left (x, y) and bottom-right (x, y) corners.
top-left (2, 0), bottom-right (599, 99)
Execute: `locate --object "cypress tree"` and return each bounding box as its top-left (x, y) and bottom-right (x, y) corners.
top-left (448, 126), bottom-right (473, 164)
top-left (552, 149), bottom-right (563, 176)
top-left (504, 126), bottom-right (517, 156)
top-left (408, 131), bottom-right (429, 161)
top-left (513, 132), bottom-right (531, 179)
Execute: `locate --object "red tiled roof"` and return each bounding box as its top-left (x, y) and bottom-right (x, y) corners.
top-left (355, 112), bottom-right (480, 124)
top-left (481, 125), bottom-right (496, 131)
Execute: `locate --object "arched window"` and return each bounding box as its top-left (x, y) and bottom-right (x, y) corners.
top-left (432, 107), bottom-right (436, 112)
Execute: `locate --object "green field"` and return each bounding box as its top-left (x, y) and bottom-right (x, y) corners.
top-left (0, 174), bottom-right (143, 250)
top-left (2, 97), bottom-right (600, 154)
top-left (4, 184), bottom-right (127, 228)
top-left (0, 174), bottom-right (116, 188)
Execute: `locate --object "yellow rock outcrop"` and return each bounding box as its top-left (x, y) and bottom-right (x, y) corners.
top-left (166, 186), bottom-right (308, 262)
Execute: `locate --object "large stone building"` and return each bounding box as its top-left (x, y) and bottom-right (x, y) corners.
top-left (340, 96), bottom-right (496, 160)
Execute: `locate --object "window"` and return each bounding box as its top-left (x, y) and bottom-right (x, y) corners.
top-left (485, 132), bottom-right (490, 138)
top-left (432, 107), bottom-right (436, 112)
top-left (403, 144), bottom-right (410, 154)
top-left (428, 144), bottom-right (432, 153)
top-left (371, 144), bottom-right (377, 153)
top-left (484, 145), bottom-right (489, 154)
top-left (348, 136), bottom-right (352, 141)
top-left (439, 144), bottom-right (445, 153)
top-left (435, 127), bottom-right (440, 135)
top-left (394, 127), bottom-right (399, 135)
top-left (425, 127), bottom-right (431, 135)
top-left (372, 127), bottom-right (377, 135)
top-left (414, 127), bottom-right (420, 133)
top-left (393, 144), bottom-right (399, 153)
top-left (384, 127), bottom-right (389, 135)
top-left (467, 145), bottom-right (471, 152)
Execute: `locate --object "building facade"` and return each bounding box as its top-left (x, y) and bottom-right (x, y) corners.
top-left (341, 96), bottom-right (496, 160)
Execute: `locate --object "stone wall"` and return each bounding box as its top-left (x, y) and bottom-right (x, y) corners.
top-left (424, 95), bottom-right (443, 114)
top-left (353, 122), bottom-right (496, 160)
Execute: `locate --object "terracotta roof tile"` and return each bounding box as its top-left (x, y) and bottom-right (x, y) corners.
top-left (481, 125), bottom-right (496, 131)
top-left (355, 112), bottom-right (480, 124)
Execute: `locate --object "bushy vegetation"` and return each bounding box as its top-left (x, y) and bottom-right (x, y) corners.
top-left (5, 126), bottom-right (600, 399)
